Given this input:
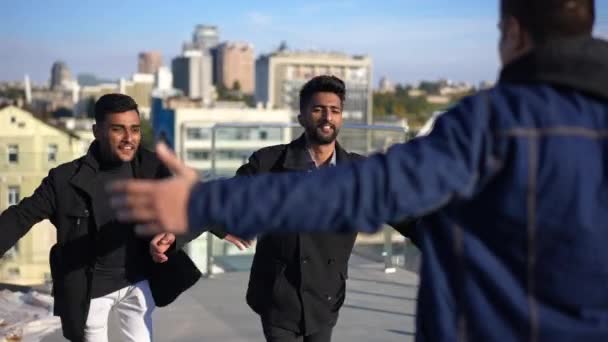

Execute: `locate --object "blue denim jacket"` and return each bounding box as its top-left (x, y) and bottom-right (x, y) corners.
top-left (189, 37), bottom-right (608, 341)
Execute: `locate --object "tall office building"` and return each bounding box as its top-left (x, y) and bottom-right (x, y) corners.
top-left (255, 49), bottom-right (372, 122)
top-left (50, 61), bottom-right (72, 90)
top-left (216, 42), bottom-right (255, 94)
top-left (155, 66), bottom-right (173, 91)
top-left (172, 49), bottom-right (213, 106)
top-left (255, 48), bottom-right (373, 152)
top-left (378, 76), bottom-right (395, 94)
top-left (120, 73), bottom-right (155, 118)
top-left (138, 51), bottom-right (163, 74)
top-left (191, 25), bottom-right (219, 51)
top-left (184, 24), bottom-right (221, 85)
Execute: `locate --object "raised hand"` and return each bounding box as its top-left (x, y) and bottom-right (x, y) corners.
top-left (110, 143), bottom-right (198, 235)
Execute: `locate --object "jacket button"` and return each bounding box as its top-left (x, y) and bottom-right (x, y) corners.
top-left (327, 295), bottom-right (332, 301)
top-left (302, 258), bottom-right (309, 265)
top-left (327, 259), bottom-right (334, 265)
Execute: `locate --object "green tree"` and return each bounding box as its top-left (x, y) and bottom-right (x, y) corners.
top-left (418, 81), bottom-right (441, 94)
top-left (0, 87), bottom-right (24, 101)
top-left (232, 80), bottom-right (241, 92)
top-left (140, 118), bottom-right (155, 150)
top-left (243, 94), bottom-right (255, 108)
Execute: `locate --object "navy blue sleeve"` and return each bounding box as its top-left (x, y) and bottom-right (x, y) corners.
top-left (187, 94), bottom-right (496, 239)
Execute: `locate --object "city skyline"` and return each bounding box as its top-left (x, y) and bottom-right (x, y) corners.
top-left (2, 0), bottom-right (607, 86)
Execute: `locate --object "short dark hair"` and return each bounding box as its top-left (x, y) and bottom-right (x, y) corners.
top-left (501, 0), bottom-right (595, 42)
top-left (299, 75), bottom-right (346, 114)
top-left (94, 93), bottom-right (139, 123)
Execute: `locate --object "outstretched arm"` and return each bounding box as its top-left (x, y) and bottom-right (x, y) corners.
top-left (110, 94), bottom-right (499, 239)
top-left (0, 172), bottom-right (57, 256)
top-left (187, 96), bottom-right (497, 238)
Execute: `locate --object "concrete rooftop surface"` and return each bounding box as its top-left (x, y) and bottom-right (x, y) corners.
top-left (41, 254), bottom-right (419, 342)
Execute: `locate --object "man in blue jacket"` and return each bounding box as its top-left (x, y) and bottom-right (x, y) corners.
top-left (111, 0), bottom-right (608, 340)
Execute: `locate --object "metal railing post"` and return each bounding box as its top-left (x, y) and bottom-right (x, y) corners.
top-left (206, 127), bottom-right (218, 278)
top-left (383, 224), bottom-right (396, 273)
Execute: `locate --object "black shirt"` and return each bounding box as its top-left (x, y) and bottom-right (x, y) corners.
top-left (90, 162), bottom-right (148, 298)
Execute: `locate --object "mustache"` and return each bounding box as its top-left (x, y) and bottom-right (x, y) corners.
top-left (317, 122), bottom-right (336, 130)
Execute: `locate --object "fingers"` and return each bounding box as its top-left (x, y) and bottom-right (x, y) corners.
top-left (150, 234), bottom-right (168, 253)
top-left (151, 233), bottom-right (165, 246)
top-left (150, 233), bottom-right (173, 263)
top-left (161, 233), bottom-right (176, 245)
top-left (225, 235), bottom-right (252, 251)
top-left (233, 240), bottom-right (246, 251)
top-left (225, 236), bottom-right (243, 250)
top-left (236, 239), bottom-right (252, 249)
top-left (151, 233), bottom-right (175, 247)
top-left (108, 179), bottom-right (157, 196)
top-left (157, 143), bottom-right (199, 183)
top-left (156, 143), bottom-right (186, 175)
top-left (109, 180), bottom-right (158, 222)
top-left (152, 252), bottom-right (168, 263)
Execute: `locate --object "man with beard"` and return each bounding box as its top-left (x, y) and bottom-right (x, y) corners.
top-left (148, 75), bottom-right (414, 340)
top-left (148, 76), bottom-right (414, 339)
top-left (0, 93), bottom-right (246, 341)
top-left (240, 75), bottom-right (361, 342)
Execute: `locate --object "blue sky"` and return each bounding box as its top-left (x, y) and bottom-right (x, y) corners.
top-left (2, 0), bottom-right (607, 86)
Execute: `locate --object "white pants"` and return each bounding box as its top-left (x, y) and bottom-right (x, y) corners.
top-left (84, 280), bottom-right (155, 342)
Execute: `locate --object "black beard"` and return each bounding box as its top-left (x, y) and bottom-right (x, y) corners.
top-left (305, 124), bottom-right (339, 145)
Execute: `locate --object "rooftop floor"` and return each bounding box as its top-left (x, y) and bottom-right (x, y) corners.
top-left (41, 254), bottom-right (419, 342)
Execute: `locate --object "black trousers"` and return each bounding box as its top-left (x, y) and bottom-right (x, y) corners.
top-left (262, 321), bottom-right (334, 342)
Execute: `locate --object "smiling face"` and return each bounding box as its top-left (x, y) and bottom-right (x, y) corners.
top-left (93, 109), bottom-right (141, 163)
top-left (299, 91), bottom-right (344, 145)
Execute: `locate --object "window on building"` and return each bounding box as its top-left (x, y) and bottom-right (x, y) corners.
top-left (7, 267), bottom-right (20, 277)
top-left (216, 128), bottom-right (241, 140)
top-left (7, 145), bottom-right (18, 164)
top-left (48, 144), bottom-right (58, 162)
top-left (10, 116), bottom-right (16, 123)
top-left (5, 186), bottom-right (20, 255)
top-left (186, 127), bottom-right (210, 140)
top-left (8, 186), bottom-right (20, 206)
top-left (216, 150), bottom-right (254, 161)
top-left (260, 128), bottom-right (282, 140)
top-left (186, 149), bottom-right (210, 161)
top-left (216, 127), bottom-right (282, 141)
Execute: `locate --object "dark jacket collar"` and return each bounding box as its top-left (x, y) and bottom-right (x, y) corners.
top-left (499, 36), bottom-right (608, 100)
top-left (70, 141), bottom-right (147, 197)
top-left (282, 134), bottom-right (350, 171)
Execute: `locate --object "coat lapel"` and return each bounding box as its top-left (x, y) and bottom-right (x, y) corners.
top-left (334, 141), bottom-right (351, 164)
top-left (69, 146), bottom-right (99, 201)
top-left (282, 134), bottom-right (356, 170)
top-left (68, 142), bottom-right (148, 230)
top-left (282, 134), bottom-right (315, 171)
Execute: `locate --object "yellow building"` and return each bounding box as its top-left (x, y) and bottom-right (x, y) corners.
top-left (0, 106), bottom-right (83, 285)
